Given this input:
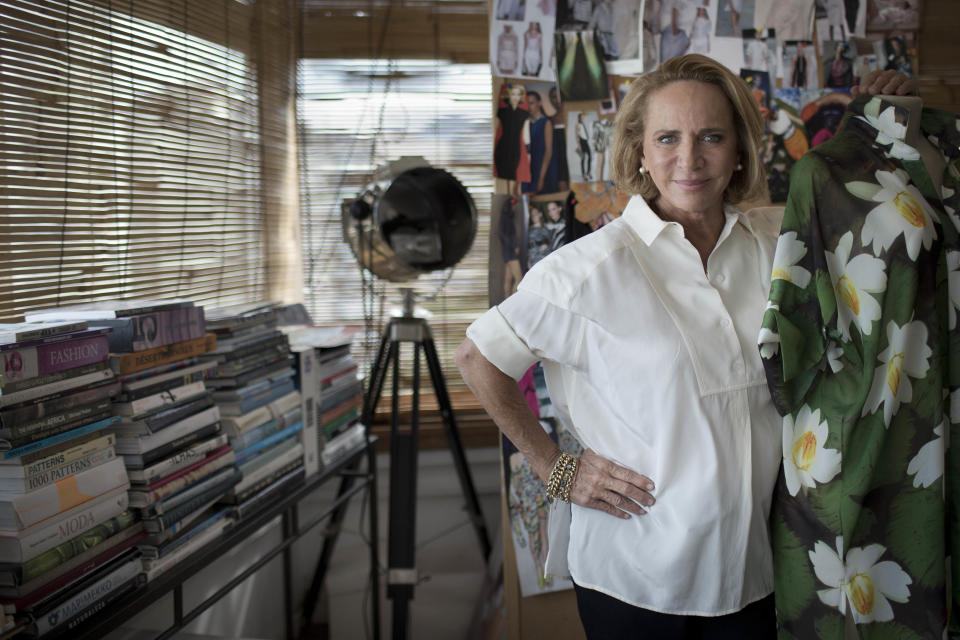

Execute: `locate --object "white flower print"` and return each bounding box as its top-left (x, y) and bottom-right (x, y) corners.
top-left (906, 421), bottom-right (945, 489)
top-left (771, 231), bottom-right (812, 289)
top-left (847, 169), bottom-right (939, 261)
top-left (826, 341), bottom-right (844, 373)
top-left (782, 405), bottom-right (842, 496)
top-left (948, 251), bottom-right (960, 330)
top-left (824, 232), bottom-right (887, 341)
top-left (810, 538), bottom-right (912, 624)
top-left (863, 320), bottom-right (932, 427)
top-left (855, 98), bottom-right (920, 161)
top-left (758, 301), bottom-right (780, 359)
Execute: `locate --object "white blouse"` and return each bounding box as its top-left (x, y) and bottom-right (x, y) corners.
top-left (467, 196), bottom-right (783, 615)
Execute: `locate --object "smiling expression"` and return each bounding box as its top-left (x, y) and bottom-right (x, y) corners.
top-left (640, 80), bottom-right (739, 223)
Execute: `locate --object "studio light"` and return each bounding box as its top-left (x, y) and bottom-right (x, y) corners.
top-left (341, 156), bottom-right (490, 640)
top-left (341, 156), bottom-right (477, 283)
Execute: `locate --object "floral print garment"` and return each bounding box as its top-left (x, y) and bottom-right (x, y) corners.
top-left (759, 94), bottom-right (960, 639)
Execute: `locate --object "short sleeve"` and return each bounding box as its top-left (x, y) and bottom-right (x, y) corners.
top-left (466, 289), bottom-right (586, 381)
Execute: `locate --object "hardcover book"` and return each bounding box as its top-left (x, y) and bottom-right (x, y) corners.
top-left (0, 378), bottom-right (120, 426)
top-left (0, 485), bottom-right (129, 564)
top-left (114, 405), bottom-right (220, 456)
top-left (0, 332), bottom-right (110, 385)
top-left (109, 333), bottom-right (216, 376)
top-left (0, 457), bottom-right (129, 530)
top-left (0, 361), bottom-right (109, 394)
top-left (24, 299), bottom-right (194, 321)
top-left (125, 433), bottom-right (228, 484)
top-left (0, 432), bottom-right (115, 474)
top-left (0, 416), bottom-right (120, 460)
top-left (0, 447), bottom-right (116, 494)
top-left (0, 322), bottom-right (89, 344)
top-left (128, 445), bottom-right (236, 508)
top-left (92, 306), bottom-right (207, 353)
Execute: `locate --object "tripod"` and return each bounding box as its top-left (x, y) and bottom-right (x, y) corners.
top-left (364, 290), bottom-right (492, 640)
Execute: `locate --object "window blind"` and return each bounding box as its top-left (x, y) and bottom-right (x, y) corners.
top-left (0, 0), bottom-right (265, 321)
top-left (298, 58), bottom-right (492, 391)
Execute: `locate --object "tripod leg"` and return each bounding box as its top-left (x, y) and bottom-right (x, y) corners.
top-left (422, 334), bottom-right (492, 560)
top-left (364, 319), bottom-right (395, 425)
top-left (387, 342), bottom-right (420, 640)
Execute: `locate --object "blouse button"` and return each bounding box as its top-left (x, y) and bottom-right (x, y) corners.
top-left (715, 273), bottom-right (726, 284)
top-left (721, 317), bottom-right (732, 329)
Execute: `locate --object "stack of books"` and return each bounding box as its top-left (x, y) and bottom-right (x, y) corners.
top-left (313, 337), bottom-right (366, 467)
top-left (0, 321), bottom-right (141, 635)
top-left (24, 301), bottom-right (241, 582)
top-left (201, 303), bottom-right (305, 520)
top-left (285, 326), bottom-right (366, 469)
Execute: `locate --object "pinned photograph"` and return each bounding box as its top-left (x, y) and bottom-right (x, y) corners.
top-left (555, 30), bottom-right (610, 101)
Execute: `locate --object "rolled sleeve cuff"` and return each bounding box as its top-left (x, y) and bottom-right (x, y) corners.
top-left (465, 306), bottom-right (539, 380)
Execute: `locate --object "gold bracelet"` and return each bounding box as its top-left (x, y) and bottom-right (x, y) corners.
top-left (546, 452), bottom-right (579, 503)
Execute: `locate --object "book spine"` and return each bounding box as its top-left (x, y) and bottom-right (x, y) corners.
top-left (0, 488), bottom-right (128, 564)
top-left (0, 335), bottom-right (109, 384)
top-left (4, 411), bottom-right (114, 451)
top-left (110, 333), bottom-right (216, 376)
top-left (134, 449), bottom-right (236, 506)
top-left (220, 405), bottom-right (271, 437)
top-left (229, 418), bottom-right (280, 451)
top-left (115, 405), bottom-right (220, 456)
top-left (0, 362), bottom-right (107, 394)
top-left (118, 366), bottom-right (213, 401)
top-left (0, 369), bottom-right (117, 409)
top-left (147, 468), bottom-right (241, 532)
top-left (142, 518), bottom-right (229, 580)
top-left (18, 434), bottom-right (116, 475)
top-left (233, 453), bottom-right (303, 503)
top-left (17, 510), bottom-right (137, 585)
top-left (318, 380), bottom-right (364, 414)
top-left (321, 403), bottom-right (360, 434)
top-left (235, 421), bottom-right (302, 464)
top-left (225, 380), bottom-right (296, 417)
top-left (95, 306), bottom-right (206, 353)
top-left (0, 322), bottom-right (89, 344)
top-left (0, 399), bottom-right (112, 441)
top-left (126, 434), bottom-right (228, 483)
top-left (1, 416), bottom-right (120, 460)
top-left (33, 552), bottom-right (141, 635)
top-left (43, 558), bottom-right (143, 638)
top-left (0, 380), bottom-right (119, 427)
top-left (112, 380), bottom-right (206, 417)
top-left (135, 422), bottom-right (221, 468)
top-left (1, 457), bottom-right (129, 530)
top-left (17, 448), bottom-right (116, 494)
top-left (232, 467), bottom-right (304, 520)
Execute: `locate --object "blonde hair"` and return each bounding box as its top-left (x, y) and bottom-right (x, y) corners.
top-left (611, 54), bottom-right (766, 204)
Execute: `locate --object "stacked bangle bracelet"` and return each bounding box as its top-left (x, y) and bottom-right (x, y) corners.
top-left (546, 452), bottom-right (579, 503)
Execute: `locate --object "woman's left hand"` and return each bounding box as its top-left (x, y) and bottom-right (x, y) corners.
top-left (851, 69), bottom-right (919, 97)
top-left (568, 449), bottom-right (656, 519)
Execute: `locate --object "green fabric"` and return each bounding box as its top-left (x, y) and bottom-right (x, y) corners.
top-left (760, 94), bottom-right (960, 639)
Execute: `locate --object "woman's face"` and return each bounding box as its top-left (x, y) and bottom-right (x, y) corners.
top-left (527, 93), bottom-right (542, 116)
top-left (530, 207), bottom-right (544, 225)
top-left (639, 81), bottom-right (739, 221)
top-left (508, 86), bottom-right (524, 107)
top-left (546, 202), bottom-right (562, 222)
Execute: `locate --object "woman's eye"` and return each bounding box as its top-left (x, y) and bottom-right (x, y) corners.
top-left (703, 134), bottom-right (722, 143)
top-left (657, 135), bottom-right (676, 144)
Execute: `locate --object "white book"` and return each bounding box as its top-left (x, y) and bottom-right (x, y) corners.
top-left (0, 447), bottom-right (116, 494)
top-left (127, 434), bottom-right (229, 484)
top-left (114, 405), bottom-right (220, 455)
top-left (0, 457), bottom-right (129, 530)
top-left (24, 299), bottom-right (194, 321)
top-left (0, 322), bottom-right (89, 344)
top-left (220, 389), bottom-right (300, 437)
top-left (293, 347), bottom-right (321, 478)
top-left (320, 422), bottom-right (367, 467)
top-left (0, 485), bottom-right (129, 563)
top-left (111, 380), bottom-right (207, 417)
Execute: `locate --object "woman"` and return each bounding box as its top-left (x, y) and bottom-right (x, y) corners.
top-left (522, 91), bottom-right (558, 194)
top-left (575, 112), bottom-right (591, 180)
top-left (494, 84), bottom-right (531, 196)
top-left (527, 205), bottom-right (552, 268)
top-left (457, 54), bottom-right (780, 636)
top-left (522, 21), bottom-right (543, 77)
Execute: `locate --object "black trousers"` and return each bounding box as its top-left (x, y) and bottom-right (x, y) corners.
top-left (573, 583), bottom-right (776, 640)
